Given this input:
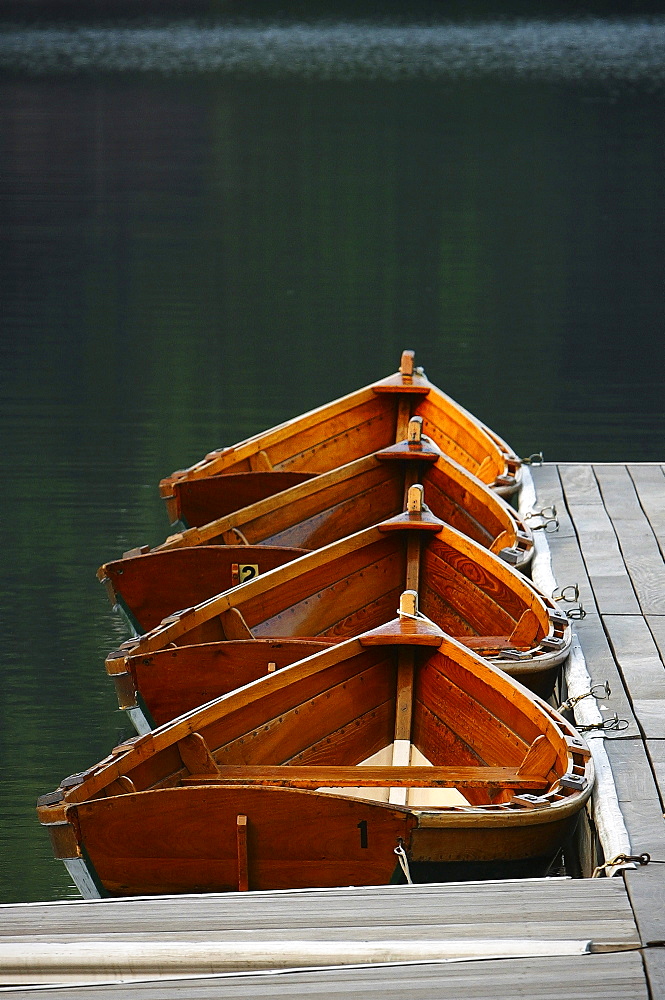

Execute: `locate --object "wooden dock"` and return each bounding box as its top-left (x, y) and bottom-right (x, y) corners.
top-left (0, 879), bottom-right (647, 996)
top-left (2, 462), bottom-right (665, 998)
top-left (530, 462), bottom-right (665, 998)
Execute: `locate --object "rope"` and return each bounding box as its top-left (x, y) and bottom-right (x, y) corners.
top-left (394, 842), bottom-right (413, 884)
top-left (592, 852), bottom-right (665, 877)
top-left (396, 609), bottom-right (439, 629)
top-left (577, 713), bottom-right (629, 734)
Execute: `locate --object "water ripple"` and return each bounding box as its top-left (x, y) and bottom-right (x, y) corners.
top-left (1, 19), bottom-right (665, 81)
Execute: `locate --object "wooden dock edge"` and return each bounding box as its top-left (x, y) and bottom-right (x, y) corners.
top-left (529, 462), bottom-right (665, 996)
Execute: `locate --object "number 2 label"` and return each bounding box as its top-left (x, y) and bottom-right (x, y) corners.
top-left (238, 564), bottom-right (259, 583)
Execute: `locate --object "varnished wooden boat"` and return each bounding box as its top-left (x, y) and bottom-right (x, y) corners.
top-left (160, 350), bottom-right (522, 529)
top-left (99, 544), bottom-right (308, 637)
top-left (106, 487), bottom-right (570, 732)
top-left (38, 618), bottom-right (593, 897)
top-left (100, 442), bottom-right (533, 638)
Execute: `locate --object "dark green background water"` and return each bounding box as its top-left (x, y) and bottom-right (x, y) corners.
top-left (2, 4), bottom-right (664, 902)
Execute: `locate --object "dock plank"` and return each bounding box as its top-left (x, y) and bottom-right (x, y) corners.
top-left (0, 952), bottom-right (649, 999)
top-left (545, 534), bottom-right (600, 615)
top-left (602, 615), bottom-right (665, 702)
top-left (595, 465), bottom-right (665, 616)
top-left (0, 880), bottom-right (638, 946)
top-left (558, 464), bottom-right (605, 506)
top-left (555, 465), bottom-right (641, 616)
top-left (530, 465), bottom-right (639, 734)
top-left (628, 464), bottom-right (665, 554)
top-left (642, 947), bottom-right (665, 1000)
top-left (595, 465), bottom-right (649, 521)
top-left (642, 737), bottom-right (665, 811)
top-left (570, 622), bottom-right (639, 736)
top-left (525, 463), bottom-right (577, 539)
top-left (625, 865), bottom-right (665, 949)
top-left (646, 615), bottom-right (665, 663)
top-left (604, 740), bottom-right (665, 856)
top-left (571, 510), bottom-right (639, 615)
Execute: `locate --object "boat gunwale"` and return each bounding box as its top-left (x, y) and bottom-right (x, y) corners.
top-left (46, 632), bottom-right (592, 829)
top-left (138, 451), bottom-right (533, 571)
top-left (105, 517), bottom-right (567, 676)
top-left (158, 362), bottom-right (519, 501)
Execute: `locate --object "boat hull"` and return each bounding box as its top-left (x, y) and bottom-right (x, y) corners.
top-left (160, 354), bottom-right (521, 526)
top-left (62, 785), bottom-right (579, 897)
top-left (100, 545), bottom-right (308, 635)
top-left (41, 632), bottom-right (592, 898)
top-left (107, 520), bottom-right (569, 726)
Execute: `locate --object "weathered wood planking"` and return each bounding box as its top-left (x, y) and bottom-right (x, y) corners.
top-left (558, 465), bottom-right (641, 615)
top-left (602, 738), bottom-right (665, 857)
top-left (0, 953), bottom-right (648, 999)
top-left (603, 616), bottom-right (665, 741)
top-left (644, 617), bottom-right (665, 794)
top-left (524, 462), bottom-right (577, 540)
top-left (594, 464), bottom-right (665, 615)
top-left (530, 466), bottom-right (639, 735)
top-left (557, 463), bottom-right (605, 506)
top-left (0, 878), bottom-right (638, 944)
top-left (625, 863), bottom-right (665, 951)
top-left (534, 462), bottom-right (665, 1000)
top-left (569, 623), bottom-right (639, 737)
top-left (0, 872), bottom-right (646, 996)
top-left (642, 948), bottom-right (665, 1000)
top-left (643, 737), bottom-right (665, 816)
top-left (628, 464), bottom-right (665, 555)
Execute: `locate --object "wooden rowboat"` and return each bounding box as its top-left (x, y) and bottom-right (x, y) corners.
top-left (99, 545), bottom-right (309, 637)
top-left (38, 619), bottom-right (593, 897)
top-left (99, 444), bottom-right (533, 638)
top-left (160, 351), bottom-right (522, 528)
top-left (106, 487), bottom-right (570, 732)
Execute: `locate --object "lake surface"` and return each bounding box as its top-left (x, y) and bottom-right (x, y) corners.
top-left (2, 3), bottom-right (664, 902)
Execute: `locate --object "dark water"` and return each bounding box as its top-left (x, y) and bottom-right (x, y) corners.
top-left (2, 4), bottom-right (665, 902)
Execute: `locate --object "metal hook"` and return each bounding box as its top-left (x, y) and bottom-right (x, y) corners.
top-left (558, 681), bottom-right (611, 712)
top-left (521, 452), bottom-right (544, 466)
top-left (566, 605), bottom-right (587, 620)
top-left (525, 504), bottom-right (557, 521)
top-left (553, 583), bottom-right (580, 603)
top-left (579, 713), bottom-right (629, 733)
top-left (591, 681), bottom-right (612, 700)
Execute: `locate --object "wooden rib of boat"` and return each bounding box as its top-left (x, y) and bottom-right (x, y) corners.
top-left (106, 487), bottom-right (570, 732)
top-left (160, 350), bottom-right (522, 529)
top-left (99, 446), bottom-right (533, 638)
top-left (38, 620), bottom-right (593, 897)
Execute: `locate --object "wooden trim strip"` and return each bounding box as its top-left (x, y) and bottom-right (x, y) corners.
top-left (180, 765), bottom-right (550, 790)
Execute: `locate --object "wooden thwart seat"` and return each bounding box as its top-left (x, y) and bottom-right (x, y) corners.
top-left (460, 636), bottom-right (528, 651)
top-left (180, 764), bottom-right (550, 790)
